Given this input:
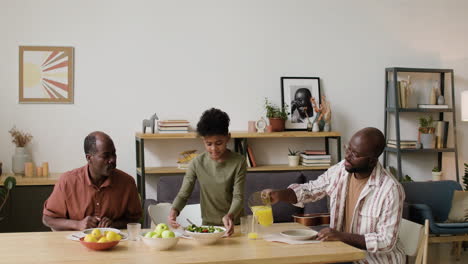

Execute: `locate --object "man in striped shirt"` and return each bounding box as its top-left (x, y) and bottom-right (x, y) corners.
top-left (263, 127), bottom-right (405, 264)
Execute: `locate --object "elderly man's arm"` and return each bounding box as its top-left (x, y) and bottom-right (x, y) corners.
top-left (287, 162), bottom-right (341, 206)
top-left (100, 179), bottom-right (143, 229)
top-left (318, 183), bottom-right (404, 252)
top-left (43, 215), bottom-right (100, 231)
top-left (364, 185), bottom-right (405, 253)
top-left (317, 228), bottom-right (366, 249)
top-left (264, 162), bottom-right (342, 206)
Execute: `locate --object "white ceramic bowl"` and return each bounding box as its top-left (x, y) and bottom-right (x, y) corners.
top-left (141, 232), bottom-right (180, 250)
top-left (280, 229), bottom-right (318, 241)
top-left (184, 226), bottom-right (226, 245)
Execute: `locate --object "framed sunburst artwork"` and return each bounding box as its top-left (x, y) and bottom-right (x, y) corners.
top-left (19, 46), bottom-right (74, 103)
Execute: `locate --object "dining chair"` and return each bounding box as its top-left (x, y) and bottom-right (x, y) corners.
top-left (399, 219), bottom-right (429, 264)
top-left (148, 203), bottom-right (202, 228)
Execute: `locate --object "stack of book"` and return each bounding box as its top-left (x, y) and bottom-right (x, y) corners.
top-left (157, 120), bottom-right (190, 133)
top-left (386, 139), bottom-right (418, 149)
top-left (300, 150), bottom-right (331, 167)
top-left (234, 140), bottom-right (256, 167)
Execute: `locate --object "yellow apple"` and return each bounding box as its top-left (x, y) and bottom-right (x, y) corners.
top-left (106, 231), bottom-right (121, 242)
top-left (97, 237), bottom-right (108, 243)
top-left (91, 228), bottom-right (101, 238)
top-left (84, 234), bottom-right (98, 242)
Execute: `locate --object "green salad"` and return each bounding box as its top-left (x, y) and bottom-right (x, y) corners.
top-left (186, 224), bottom-right (223, 233)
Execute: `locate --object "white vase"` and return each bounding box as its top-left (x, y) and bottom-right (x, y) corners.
top-left (437, 95), bottom-right (445, 105)
top-left (432, 171), bottom-right (442, 181)
top-left (420, 133), bottom-right (434, 149)
top-left (12, 147), bottom-right (32, 175)
top-left (312, 123), bottom-right (320, 132)
top-left (288, 156), bottom-right (300, 167)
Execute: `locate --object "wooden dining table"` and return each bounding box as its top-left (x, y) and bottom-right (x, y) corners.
top-left (0, 223), bottom-right (365, 264)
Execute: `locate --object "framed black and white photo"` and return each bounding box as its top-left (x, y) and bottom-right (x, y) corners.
top-left (281, 77), bottom-right (321, 130)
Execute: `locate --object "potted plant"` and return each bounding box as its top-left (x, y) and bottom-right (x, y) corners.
top-left (432, 166), bottom-right (442, 181)
top-left (264, 98), bottom-right (289, 132)
top-left (287, 148), bottom-right (300, 167)
top-left (0, 176), bottom-right (16, 221)
top-left (9, 127), bottom-right (33, 175)
top-left (418, 116), bottom-right (435, 149)
top-left (463, 163), bottom-right (468, 191)
top-left (388, 166), bottom-right (413, 182)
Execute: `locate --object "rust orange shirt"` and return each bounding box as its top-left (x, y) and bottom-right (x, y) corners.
top-left (43, 165), bottom-right (142, 222)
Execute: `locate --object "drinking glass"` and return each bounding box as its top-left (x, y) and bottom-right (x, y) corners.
top-left (127, 223), bottom-right (141, 241)
top-left (247, 215), bottom-right (259, 240)
top-left (240, 215), bottom-right (253, 234)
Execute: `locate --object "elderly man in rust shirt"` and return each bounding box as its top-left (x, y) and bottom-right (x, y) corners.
top-left (42, 131), bottom-right (142, 231)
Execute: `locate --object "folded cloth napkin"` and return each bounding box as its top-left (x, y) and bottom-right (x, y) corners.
top-left (262, 233), bottom-right (321, 245)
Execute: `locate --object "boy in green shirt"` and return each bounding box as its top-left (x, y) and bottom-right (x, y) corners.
top-left (168, 108), bottom-right (247, 236)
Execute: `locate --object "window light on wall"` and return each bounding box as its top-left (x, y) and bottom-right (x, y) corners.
top-left (462, 91), bottom-right (468, 121)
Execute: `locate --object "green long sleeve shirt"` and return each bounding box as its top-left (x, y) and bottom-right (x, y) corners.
top-left (172, 151), bottom-right (246, 225)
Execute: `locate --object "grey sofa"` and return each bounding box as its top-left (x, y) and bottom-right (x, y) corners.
top-left (143, 170), bottom-right (329, 228)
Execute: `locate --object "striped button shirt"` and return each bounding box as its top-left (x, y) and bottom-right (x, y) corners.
top-left (289, 160), bottom-right (405, 264)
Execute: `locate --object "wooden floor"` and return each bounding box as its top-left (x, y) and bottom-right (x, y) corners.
top-left (422, 243), bottom-right (468, 264)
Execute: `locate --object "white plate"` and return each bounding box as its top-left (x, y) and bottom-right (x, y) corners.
top-left (280, 229), bottom-right (318, 241)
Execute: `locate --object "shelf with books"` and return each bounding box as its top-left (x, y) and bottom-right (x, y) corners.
top-left (386, 107), bottom-right (454, 113)
top-left (135, 131), bottom-right (341, 200)
top-left (135, 131), bottom-right (341, 140)
top-left (137, 164), bottom-right (331, 175)
top-left (384, 147), bottom-right (456, 153)
top-left (383, 67), bottom-right (460, 181)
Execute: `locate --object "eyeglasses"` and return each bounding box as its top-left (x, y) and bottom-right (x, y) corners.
top-left (344, 144), bottom-right (372, 160)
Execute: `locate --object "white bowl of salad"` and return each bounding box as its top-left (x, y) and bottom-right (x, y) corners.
top-left (184, 225), bottom-right (226, 245)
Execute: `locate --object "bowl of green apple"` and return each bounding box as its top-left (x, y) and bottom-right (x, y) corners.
top-left (142, 223), bottom-right (179, 250)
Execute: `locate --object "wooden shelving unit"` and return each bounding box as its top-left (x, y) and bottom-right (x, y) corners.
top-left (135, 131), bottom-right (341, 200)
top-left (137, 165), bottom-right (331, 175)
top-left (135, 131), bottom-right (340, 139)
top-left (0, 173), bottom-right (61, 186)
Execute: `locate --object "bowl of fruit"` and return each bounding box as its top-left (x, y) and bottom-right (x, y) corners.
top-left (184, 224), bottom-right (226, 245)
top-left (141, 223), bottom-right (180, 250)
top-left (80, 228), bottom-right (122, 251)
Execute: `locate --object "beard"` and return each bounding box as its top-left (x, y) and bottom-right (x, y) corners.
top-left (345, 164), bottom-right (373, 174)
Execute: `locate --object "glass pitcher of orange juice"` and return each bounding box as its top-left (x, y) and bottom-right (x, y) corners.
top-left (248, 191), bottom-right (273, 227)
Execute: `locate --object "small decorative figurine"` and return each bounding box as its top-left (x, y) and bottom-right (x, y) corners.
top-left (398, 76), bottom-right (412, 108)
top-left (142, 113), bottom-right (159, 134)
top-left (310, 96), bottom-right (332, 132)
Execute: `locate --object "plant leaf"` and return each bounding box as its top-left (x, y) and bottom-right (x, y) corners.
top-left (4, 177), bottom-right (16, 190)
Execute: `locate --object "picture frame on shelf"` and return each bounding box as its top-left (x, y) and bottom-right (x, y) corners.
top-left (19, 46), bottom-right (74, 103)
top-left (281, 77), bottom-right (321, 130)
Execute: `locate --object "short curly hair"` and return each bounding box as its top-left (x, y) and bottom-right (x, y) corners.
top-left (197, 108), bottom-right (230, 137)
top-left (84, 134), bottom-right (97, 155)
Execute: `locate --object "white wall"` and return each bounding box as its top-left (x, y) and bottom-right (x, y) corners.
top-left (1, 0), bottom-right (467, 198)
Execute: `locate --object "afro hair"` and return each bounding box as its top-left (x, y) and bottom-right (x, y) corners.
top-left (197, 108), bottom-right (230, 137)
